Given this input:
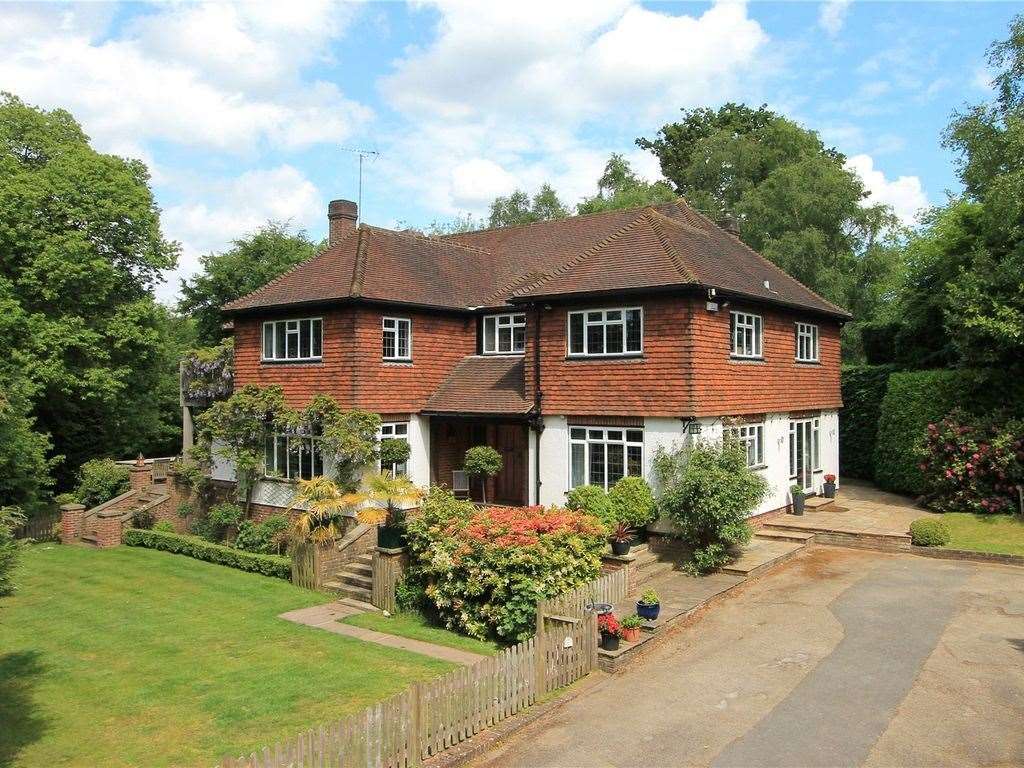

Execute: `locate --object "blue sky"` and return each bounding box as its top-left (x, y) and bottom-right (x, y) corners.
top-left (2, 1), bottom-right (1019, 302)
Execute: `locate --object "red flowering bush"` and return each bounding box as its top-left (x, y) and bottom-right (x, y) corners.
top-left (406, 488), bottom-right (606, 642)
top-left (919, 410), bottom-right (1024, 514)
top-left (597, 612), bottom-right (622, 637)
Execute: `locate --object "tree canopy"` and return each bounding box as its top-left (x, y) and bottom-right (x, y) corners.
top-left (488, 184), bottom-right (570, 228)
top-left (179, 223), bottom-right (320, 347)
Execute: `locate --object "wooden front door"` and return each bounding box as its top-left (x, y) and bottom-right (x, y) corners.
top-left (493, 423), bottom-right (527, 506)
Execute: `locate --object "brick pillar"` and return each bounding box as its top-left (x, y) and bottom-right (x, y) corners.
top-left (93, 511), bottom-right (124, 548)
top-left (129, 462), bottom-right (152, 492)
top-left (60, 503), bottom-right (85, 544)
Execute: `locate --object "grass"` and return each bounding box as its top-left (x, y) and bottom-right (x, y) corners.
top-left (938, 512), bottom-right (1024, 556)
top-left (341, 611), bottom-right (501, 656)
top-left (0, 544), bottom-right (452, 768)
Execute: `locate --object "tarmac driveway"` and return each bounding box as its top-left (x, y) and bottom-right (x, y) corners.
top-left (471, 548), bottom-right (1024, 768)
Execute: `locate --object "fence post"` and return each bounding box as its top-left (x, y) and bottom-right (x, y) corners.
top-left (410, 682), bottom-right (423, 767)
top-left (534, 605), bottom-right (547, 699)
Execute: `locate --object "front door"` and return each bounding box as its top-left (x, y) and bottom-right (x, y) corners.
top-left (494, 424), bottom-right (527, 506)
top-left (789, 419), bottom-right (818, 493)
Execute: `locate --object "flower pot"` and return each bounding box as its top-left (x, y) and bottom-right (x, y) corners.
top-left (610, 539), bottom-right (631, 556)
top-left (823, 482), bottom-right (836, 498)
top-left (600, 631), bottom-right (620, 651)
top-left (377, 525), bottom-right (406, 549)
top-left (636, 601), bottom-right (660, 621)
top-left (622, 626), bottom-right (641, 643)
top-left (791, 494), bottom-right (805, 515)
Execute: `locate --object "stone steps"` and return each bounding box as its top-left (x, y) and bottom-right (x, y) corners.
top-left (804, 496), bottom-right (835, 509)
top-left (754, 529), bottom-right (816, 544)
top-left (721, 538), bottom-right (806, 577)
top-left (324, 580), bottom-right (372, 603)
top-left (325, 553), bottom-right (376, 603)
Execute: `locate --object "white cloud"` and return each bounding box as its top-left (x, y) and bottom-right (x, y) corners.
top-left (0, 2), bottom-right (370, 155)
top-left (846, 153), bottom-right (928, 226)
top-left (157, 165), bottom-right (323, 302)
top-left (818, 0), bottom-right (852, 37)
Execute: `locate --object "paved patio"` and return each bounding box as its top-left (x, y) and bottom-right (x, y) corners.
top-left (768, 479), bottom-right (940, 540)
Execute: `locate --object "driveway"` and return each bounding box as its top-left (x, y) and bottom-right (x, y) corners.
top-left (471, 548), bottom-right (1024, 768)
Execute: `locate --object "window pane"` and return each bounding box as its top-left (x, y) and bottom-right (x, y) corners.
top-left (513, 325), bottom-right (525, 352)
top-left (607, 430), bottom-right (623, 441)
top-left (263, 324), bottom-right (273, 358)
top-left (569, 313), bottom-right (584, 354)
top-left (484, 317), bottom-right (496, 352)
top-left (265, 436), bottom-right (274, 472)
top-left (312, 319), bottom-right (322, 357)
top-left (498, 326), bottom-right (512, 352)
top-left (382, 329), bottom-right (395, 358)
top-left (606, 322), bottom-right (623, 353)
top-left (627, 445), bottom-right (642, 476)
top-left (275, 323), bottom-right (286, 360)
top-left (626, 430), bottom-right (643, 443)
top-left (626, 310), bottom-right (642, 351)
top-left (571, 443), bottom-right (586, 488)
top-left (605, 310), bottom-right (621, 321)
top-left (300, 319), bottom-right (311, 358)
top-left (397, 321), bottom-right (409, 357)
top-left (587, 322), bottom-right (604, 354)
top-left (313, 442), bottom-right (324, 477)
top-left (570, 428), bottom-right (585, 440)
top-left (589, 442), bottom-right (606, 489)
top-left (394, 424), bottom-right (408, 436)
top-left (607, 443), bottom-right (625, 486)
top-left (588, 429), bottom-right (604, 440)
top-left (277, 436), bottom-right (288, 476)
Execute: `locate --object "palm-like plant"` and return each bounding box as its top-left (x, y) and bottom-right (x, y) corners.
top-left (361, 471), bottom-right (423, 529)
top-left (287, 476), bottom-right (365, 546)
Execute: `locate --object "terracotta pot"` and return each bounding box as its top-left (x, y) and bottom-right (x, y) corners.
top-left (622, 626), bottom-right (641, 643)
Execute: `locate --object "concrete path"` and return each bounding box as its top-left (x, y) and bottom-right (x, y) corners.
top-left (470, 547), bottom-right (1024, 768)
top-left (280, 602), bottom-right (486, 666)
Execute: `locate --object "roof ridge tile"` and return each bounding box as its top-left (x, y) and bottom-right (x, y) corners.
top-left (364, 223), bottom-right (492, 255)
top-left (642, 209), bottom-right (698, 285)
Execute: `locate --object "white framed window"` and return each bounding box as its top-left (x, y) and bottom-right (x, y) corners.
top-left (730, 311), bottom-right (763, 358)
top-left (795, 322), bottom-right (819, 362)
top-left (264, 431), bottom-right (324, 481)
top-left (382, 317), bottom-right (411, 360)
top-left (483, 313), bottom-right (526, 354)
top-left (569, 427), bottom-right (644, 490)
top-left (379, 422), bottom-right (409, 476)
top-left (262, 318), bottom-right (323, 361)
top-left (567, 307), bottom-right (643, 357)
top-left (725, 423), bottom-right (765, 468)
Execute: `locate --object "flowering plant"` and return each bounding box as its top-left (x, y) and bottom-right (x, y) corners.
top-left (824, 474), bottom-right (836, 483)
top-left (919, 409), bottom-right (1024, 514)
top-left (597, 612), bottom-right (622, 637)
top-left (181, 340), bottom-right (234, 403)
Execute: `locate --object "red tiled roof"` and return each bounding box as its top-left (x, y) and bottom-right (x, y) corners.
top-left (223, 200), bottom-right (850, 319)
top-left (423, 356), bottom-right (533, 415)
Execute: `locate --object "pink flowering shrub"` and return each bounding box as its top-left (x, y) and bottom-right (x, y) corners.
top-left (406, 488), bottom-right (605, 641)
top-left (919, 410), bottom-right (1024, 514)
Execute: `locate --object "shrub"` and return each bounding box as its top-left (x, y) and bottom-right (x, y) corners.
top-left (910, 518), bottom-right (951, 547)
top-left (875, 369), bottom-right (1024, 495)
top-left (654, 441), bottom-right (768, 574)
top-left (394, 576), bottom-right (428, 612)
top-left (206, 502), bottom-right (243, 541)
top-left (153, 520), bottom-right (175, 533)
top-left (607, 477), bottom-right (656, 528)
top-left (565, 485), bottom-right (612, 528)
top-left (122, 528), bottom-right (291, 579)
top-left (0, 507), bottom-right (26, 596)
top-left (54, 492), bottom-right (78, 506)
top-left (839, 364), bottom-right (896, 479)
top-left (405, 487), bottom-right (605, 641)
top-left (176, 501), bottom-right (195, 519)
top-left (234, 515), bottom-right (289, 555)
top-left (74, 459), bottom-right (130, 508)
top-left (919, 410), bottom-right (1024, 514)
top-left (379, 438), bottom-right (411, 469)
top-left (132, 508), bottom-right (155, 530)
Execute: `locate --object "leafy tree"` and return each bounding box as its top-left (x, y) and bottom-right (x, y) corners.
top-left (73, 458), bottom-right (130, 508)
top-left (576, 154), bottom-right (676, 215)
top-left (488, 184), bottom-right (569, 228)
top-left (0, 369), bottom-right (56, 509)
top-left (464, 445), bottom-right (502, 504)
top-left (0, 505), bottom-right (27, 596)
top-left (179, 223), bottom-right (319, 346)
top-left (637, 103), bottom-right (897, 308)
top-left (0, 93), bottom-right (181, 488)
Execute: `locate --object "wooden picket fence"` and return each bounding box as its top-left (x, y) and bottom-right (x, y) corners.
top-left (220, 615), bottom-right (597, 768)
top-left (12, 511), bottom-right (60, 541)
top-left (535, 568), bottom-right (630, 632)
top-left (290, 543), bottom-right (318, 590)
top-left (370, 550), bottom-right (404, 613)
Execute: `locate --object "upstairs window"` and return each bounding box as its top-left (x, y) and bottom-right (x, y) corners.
top-left (262, 318), bottom-right (322, 361)
top-left (265, 431), bottom-right (323, 481)
top-left (730, 311), bottom-right (763, 359)
top-left (483, 313), bottom-right (526, 354)
top-left (725, 423), bottom-right (765, 468)
top-left (569, 427), bottom-right (644, 490)
top-left (795, 322), bottom-right (819, 362)
top-left (567, 307), bottom-right (642, 357)
top-left (382, 317), bottom-right (411, 360)
top-left (379, 422), bottom-right (409, 476)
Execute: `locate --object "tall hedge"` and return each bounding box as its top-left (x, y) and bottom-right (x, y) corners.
top-left (839, 365), bottom-right (896, 479)
top-left (874, 369), bottom-right (1024, 496)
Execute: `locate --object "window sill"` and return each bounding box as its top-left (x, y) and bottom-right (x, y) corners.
top-left (564, 353), bottom-right (645, 362)
top-left (382, 359), bottom-right (413, 366)
top-left (748, 463), bottom-right (769, 471)
top-left (260, 359), bottom-right (323, 366)
top-left (795, 359), bottom-right (821, 366)
top-left (729, 356), bottom-right (764, 364)
top-left (481, 352), bottom-right (526, 357)
top-left (261, 476), bottom-right (298, 485)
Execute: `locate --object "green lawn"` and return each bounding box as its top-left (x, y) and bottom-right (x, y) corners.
top-left (0, 545), bottom-right (452, 768)
top-left (940, 513), bottom-right (1024, 556)
top-left (341, 611), bottom-right (501, 656)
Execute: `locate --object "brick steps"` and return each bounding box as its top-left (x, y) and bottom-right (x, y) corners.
top-left (325, 553), bottom-right (375, 604)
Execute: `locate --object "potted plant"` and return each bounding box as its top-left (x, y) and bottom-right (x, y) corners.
top-left (620, 614), bottom-right (643, 643)
top-left (362, 471), bottom-right (423, 549)
top-left (636, 588), bottom-right (660, 621)
top-left (609, 522), bottom-right (633, 556)
top-left (597, 612), bottom-right (622, 650)
top-left (790, 484), bottom-right (805, 515)
top-left (823, 473), bottom-right (837, 498)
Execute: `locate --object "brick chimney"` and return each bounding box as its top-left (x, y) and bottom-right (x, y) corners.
top-left (328, 199), bottom-right (358, 246)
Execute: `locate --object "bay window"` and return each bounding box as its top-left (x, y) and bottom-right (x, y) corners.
top-left (569, 427), bottom-right (644, 490)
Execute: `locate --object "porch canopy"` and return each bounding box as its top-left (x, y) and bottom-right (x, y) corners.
top-left (422, 355), bottom-right (533, 507)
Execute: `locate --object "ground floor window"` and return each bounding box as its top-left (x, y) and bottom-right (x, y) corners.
top-left (569, 427), bottom-right (643, 490)
top-left (725, 423), bottom-right (764, 468)
top-left (379, 422), bottom-right (409, 476)
top-left (265, 432), bottom-right (324, 480)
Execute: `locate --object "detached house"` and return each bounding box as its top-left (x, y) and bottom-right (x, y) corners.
top-left (216, 198), bottom-right (848, 517)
